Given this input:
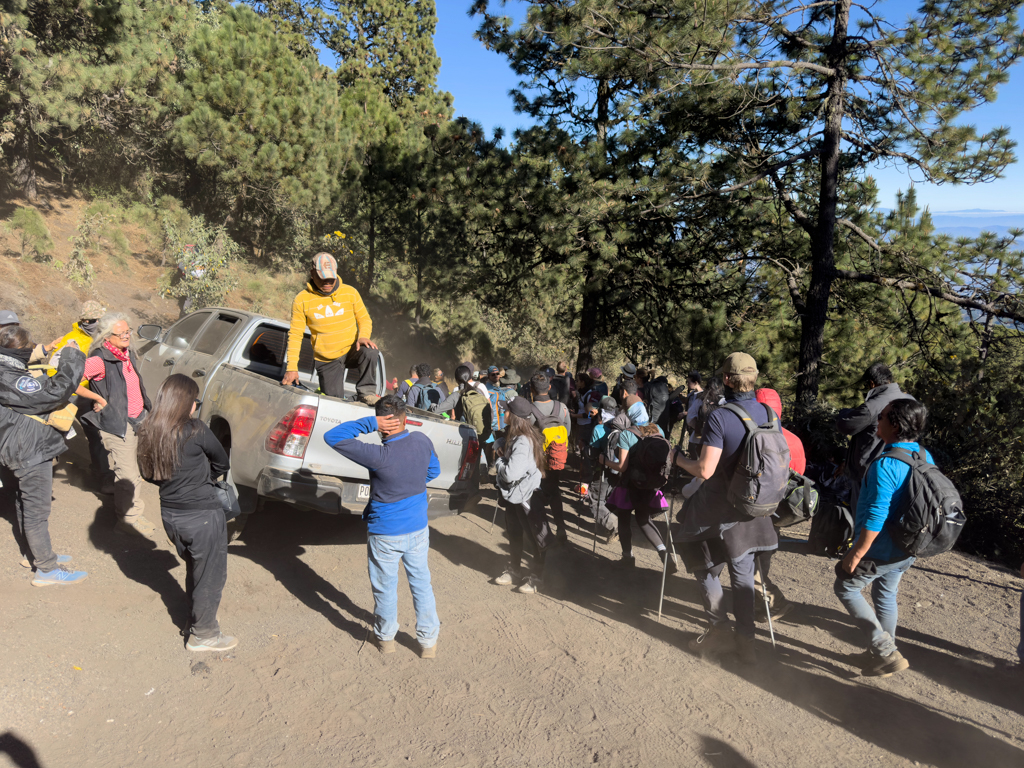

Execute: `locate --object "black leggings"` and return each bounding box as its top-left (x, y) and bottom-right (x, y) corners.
top-left (504, 489), bottom-right (551, 576)
top-left (162, 506), bottom-right (228, 639)
top-left (612, 487), bottom-right (666, 555)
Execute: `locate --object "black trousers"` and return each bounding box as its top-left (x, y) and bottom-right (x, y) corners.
top-left (162, 506), bottom-right (228, 639)
top-left (315, 345), bottom-right (380, 398)
top-left (541, 470), bottom-right (566, 533)
top-left (3, 460), bottom-right (58, 572)
top-left (504, 489), bottom-right (551, 577)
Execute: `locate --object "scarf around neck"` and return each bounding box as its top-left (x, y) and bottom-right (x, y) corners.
top-left (104, 339), bottom-right (130, 363)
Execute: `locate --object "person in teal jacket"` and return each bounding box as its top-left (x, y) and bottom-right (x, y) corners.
top-left (835, 398), bottom-right (930, 679)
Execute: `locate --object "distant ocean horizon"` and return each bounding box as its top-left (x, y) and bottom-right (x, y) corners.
top-left (877, 208), bottom-right (1024, 241)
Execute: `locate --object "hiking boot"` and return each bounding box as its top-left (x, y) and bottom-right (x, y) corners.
top-left (493, 567), bottom-right (522, 586)
top-left (603, 529), bottom-right (619, 545)
top-left (32, 565), bottom-right (89, 587)
top-left (617, 554), bottom-right (636, 568)
top-left (556, 528), bottom-right (569, 544)
top-left (373, 636), bottom-right (396, 654)
top-left (20, 553), bottom-right (71, 570)
top-left (186, 633), bottom-right (238, 652)
top-left (358, 394), bottom-right (381, 406)
top-left (516, 576), bottom-right (543, 594)
top-left (659, 549), bottom-right (679, 575)
top-left (862, 650), bottom-right (909, 678)
top-left (846, 650), bottom-right (875, 669)
top-left (735, 633), bottom-right (758, 665)
top-left (688, 624), bottom-right (736, 657)
top-left (116, 517), bottom-right (156, 538)
top-left (756, 597), bottom-right (794, 624)
top-left (420, 640), bottom-right (438, 660)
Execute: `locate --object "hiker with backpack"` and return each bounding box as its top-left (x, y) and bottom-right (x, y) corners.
top-left (599, 383), bottom-right (678, 573)
top-left (430, 365), bottom-right (491, 442)
top-left (686, 376), bottom-right (724, 460)
top-left (530, 373), bottom-right (572, 543)
top-left (405, 363), bottom-right (438, 410)
top-left (492, 397), bottom-right (551, 594)
top-left (752, 387), bottom-right (806, 623)
top-left (589, 398), bottom-right (626, 544)
top-left (835, 362), bottom-right (914, 515)
top-left (672, 353), bottom-right (788, 664)
top-left (834, 398), bottom-right (941, 678)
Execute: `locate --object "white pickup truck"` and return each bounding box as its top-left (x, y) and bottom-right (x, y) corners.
top-left (135, 308), bottom-right (482, 523)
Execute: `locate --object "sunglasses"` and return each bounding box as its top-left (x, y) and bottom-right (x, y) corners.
top-left (194, 399), bottom-right (203, 410)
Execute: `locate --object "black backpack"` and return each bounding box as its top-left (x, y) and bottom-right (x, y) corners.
top-left (721, 403), bottom-right (792, 518)
top-left (773, 470), bottom-right (820, 528)
top-left (625, 425), bottom-right (674, 490)
top-left (880, 447), bottom-right (966, 558)
top-left (808, 500), bottom-right (855, 558)
top-left (409, 382), bottom-right (437, 410)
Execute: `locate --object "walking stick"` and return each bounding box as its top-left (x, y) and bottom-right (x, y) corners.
top-left (489, 495), bottom-right (501, 534)
top-left (657, 495), bottom-right (677, 622)
top-left (756, 557), bottom-right (777, 649)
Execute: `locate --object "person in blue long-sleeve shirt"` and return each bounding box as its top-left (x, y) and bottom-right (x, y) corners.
top-left (834, 398), bottom-right (930, 679)
top-left (324, 394), bottom-right (441, 658)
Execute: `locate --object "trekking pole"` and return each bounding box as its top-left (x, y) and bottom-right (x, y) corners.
top-left (489, 495), bottom-right (500, 535)
top-left (756, 557), bottom-right (776, 649)
top-left (657, 495), bottom-right (676, 622)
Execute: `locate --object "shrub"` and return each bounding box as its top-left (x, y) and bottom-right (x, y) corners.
top-left (162, 213), bottom-right (240, 311)
top-left (5, 207), bottom-right (54, 260)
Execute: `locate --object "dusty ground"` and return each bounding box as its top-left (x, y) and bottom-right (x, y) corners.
top-left (1, 432), bottom-right (1022, 768)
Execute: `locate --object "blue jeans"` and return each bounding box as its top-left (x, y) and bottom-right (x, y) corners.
top-left (367, 527), bottom-right (440, 647)
top-left (834, 555), bottom-right (915, 657)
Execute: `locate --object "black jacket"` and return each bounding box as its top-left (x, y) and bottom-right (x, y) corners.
top-left (80, 345), bottom-right (151, 438)
top-left (144, 420), bottom-right (230, 511)
top-left (835, 382), bottom-right (915, 482)
top-left (647, 376), bottom-right (670, 426)
top-left (0, 347), bottom-right (85, 470)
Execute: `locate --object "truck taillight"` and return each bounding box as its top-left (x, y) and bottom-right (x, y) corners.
top-left (458, 437), bottom-right (480, 481)
top-left (265, 405), bottom-right (318, 459)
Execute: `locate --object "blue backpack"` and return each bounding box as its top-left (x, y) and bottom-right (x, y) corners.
top-left (409, 382), bottom-right (437, 410)
top-left (486, 387), bottom-right (513, 431)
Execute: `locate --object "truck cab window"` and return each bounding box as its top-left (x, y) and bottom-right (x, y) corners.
top-left (165, 312), bottom-right (210, 350)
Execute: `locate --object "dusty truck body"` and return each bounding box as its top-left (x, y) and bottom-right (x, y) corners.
top-left (134, 308), bottom-right (481, 520)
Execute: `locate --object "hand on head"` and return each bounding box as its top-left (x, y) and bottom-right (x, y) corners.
top-left (376, 413), bottom-right (404, 436)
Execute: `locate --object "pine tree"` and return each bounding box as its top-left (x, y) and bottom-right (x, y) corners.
top-left (167, 5), bottom-right (350, 250)
top-left (523, 0), bottom-right (1024, 401)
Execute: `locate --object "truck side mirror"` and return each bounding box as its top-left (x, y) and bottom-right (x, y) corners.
top-left (137, 324), bottom-right (163, 342)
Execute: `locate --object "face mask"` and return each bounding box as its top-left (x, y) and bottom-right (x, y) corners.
top-left (79, 320), bottom-right (98, 335)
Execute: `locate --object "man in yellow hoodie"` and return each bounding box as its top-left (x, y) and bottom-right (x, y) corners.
top-left (282, 253), bottom-right (380, 403)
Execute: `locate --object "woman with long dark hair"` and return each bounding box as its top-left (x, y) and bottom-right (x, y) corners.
top-left (492, 398), bottom-right (550, 594)
top-left (687, 376), bottom-right (725, 460)
top-left (137, 374), bottom-right (236, 652)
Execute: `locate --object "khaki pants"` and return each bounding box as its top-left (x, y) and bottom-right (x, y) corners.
top-left (100, 425), bottom-right (145, 522)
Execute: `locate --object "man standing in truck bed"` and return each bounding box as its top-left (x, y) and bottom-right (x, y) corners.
top-left (282, 253), bottom-right (380, 404)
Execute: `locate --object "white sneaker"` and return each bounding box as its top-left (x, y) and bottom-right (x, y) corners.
top-left (493, 567), bottom-right (521, 586)
top-left (516, 576), bottom-right (542, 594)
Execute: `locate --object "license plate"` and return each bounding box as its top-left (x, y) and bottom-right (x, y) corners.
top-left (357, 484), bottom-right (370, 500)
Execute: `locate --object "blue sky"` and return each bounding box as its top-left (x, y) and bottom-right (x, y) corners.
top-left (433, 0), bottom-right (1024, 213)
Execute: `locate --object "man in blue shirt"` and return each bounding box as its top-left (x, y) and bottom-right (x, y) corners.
top-left (834, 397), bottom-right (929, 678)
top-left (324, 395), bottom-right (441, 658)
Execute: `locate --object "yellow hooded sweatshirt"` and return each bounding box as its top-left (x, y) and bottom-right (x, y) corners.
top-left (286, 281), bottom-right (373, 372)
top-left (47, 322), bottom-right (94, 383)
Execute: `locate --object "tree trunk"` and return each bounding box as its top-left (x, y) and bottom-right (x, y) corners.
top-left (576, 270), bottom-right (599, 375)
top-left (367, 198), bottom-right (377, 292)
top-left (14, 130), bottom-right (38, 204)
top-left (795, 0), bottom-right (850, 405)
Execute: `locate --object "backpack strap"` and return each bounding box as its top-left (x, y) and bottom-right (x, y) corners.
top-left (721, 401), bottom-right (776, 433)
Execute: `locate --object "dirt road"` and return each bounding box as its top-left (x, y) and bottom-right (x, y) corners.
top-left (2, 437), bottom-right (1022, 768)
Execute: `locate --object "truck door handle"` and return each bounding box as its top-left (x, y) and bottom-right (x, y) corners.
top-left (163, 359), bottom-right (174, 366)
top-left (193, 369), bottom-right (206, 377)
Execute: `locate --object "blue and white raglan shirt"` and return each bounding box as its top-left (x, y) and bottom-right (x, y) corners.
top-left (324, 416), bottom-right (440, 536)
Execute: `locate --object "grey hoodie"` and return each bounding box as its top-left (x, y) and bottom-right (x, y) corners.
top-left (494, 435), bottom-right (542, 505)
